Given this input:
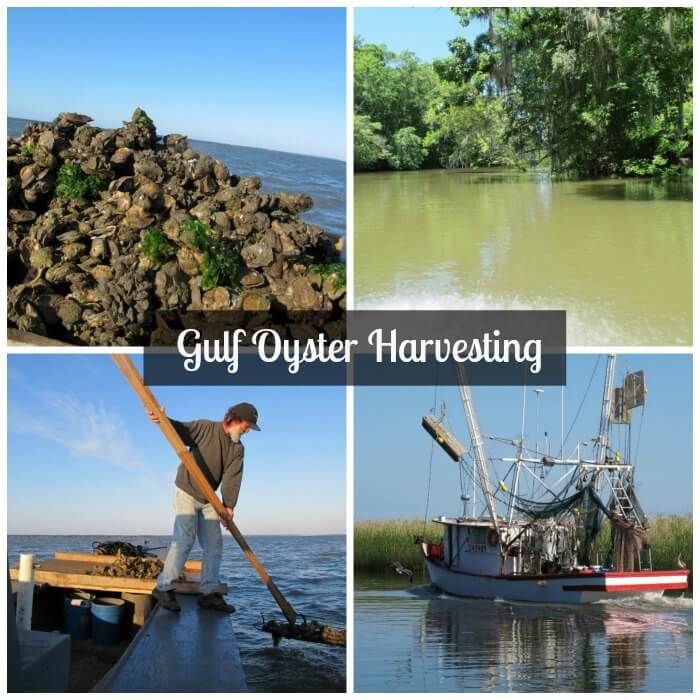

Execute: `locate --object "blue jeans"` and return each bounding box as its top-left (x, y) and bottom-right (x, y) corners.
top-left (156, 487), bottom-right (223, 595)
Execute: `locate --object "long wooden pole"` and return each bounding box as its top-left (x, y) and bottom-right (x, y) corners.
top-left (112, 354), bottom-right (297, 625)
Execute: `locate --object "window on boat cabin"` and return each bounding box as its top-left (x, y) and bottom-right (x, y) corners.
top-left (465, 526), bottom-right (487, 545)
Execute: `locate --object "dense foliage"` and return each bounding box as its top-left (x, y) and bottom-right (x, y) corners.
top-left (354, 8), bottom-right (692, 177)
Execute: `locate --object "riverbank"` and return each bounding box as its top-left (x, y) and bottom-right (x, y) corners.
top-left (354, 516), bottom-right (693, 579)
top-left (355, 165), bottom-right (693, 180)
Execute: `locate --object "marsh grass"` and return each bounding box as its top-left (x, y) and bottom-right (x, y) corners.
top-left (591, 515), bottom-right (692, 574)
top-left (647, 516), bottom-right (693, 572)
top-left (354, 519), bottom-right (442, 573)
top-left (356, 516), bottom-right (693, 581)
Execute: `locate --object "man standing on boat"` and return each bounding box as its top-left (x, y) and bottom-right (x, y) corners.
top-left (147, 403), bottom-right (260, 613)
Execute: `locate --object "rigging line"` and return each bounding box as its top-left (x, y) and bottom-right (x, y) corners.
top-left (564, 355), bottom-right (601, 447)
top-left (431, 365), bottom-right (439, 415)
top-left (423, 439), bottom-right (435, 535)
top-left (633, 404), bottom-right (646, 468)
top-left (561, 360), bottom-right (565, 460)
top-left (471, 453), bottom-right (582, 515)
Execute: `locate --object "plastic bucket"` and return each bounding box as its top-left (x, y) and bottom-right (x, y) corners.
top-left (91, 597), bottom-right (124, 646)
top-left (63, 596), bottom-right (92, 640)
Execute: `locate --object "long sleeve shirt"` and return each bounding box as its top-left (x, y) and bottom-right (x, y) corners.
top-left (170, 419), bottom-right (244, 508)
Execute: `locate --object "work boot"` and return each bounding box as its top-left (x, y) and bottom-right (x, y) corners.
top-left (197, 592), bottom-right (236, 613)
top-left (153, 588), bottom-right (181, 612)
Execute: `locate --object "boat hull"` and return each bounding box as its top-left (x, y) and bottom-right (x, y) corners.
top-left (423, 549), bottom-right (688, 604)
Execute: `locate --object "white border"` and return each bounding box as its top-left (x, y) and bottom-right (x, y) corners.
top-left (3, 1), bottom-right (698, 697)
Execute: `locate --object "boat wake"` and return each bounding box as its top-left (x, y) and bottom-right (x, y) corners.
top-left (594, 592), bottom-right (693, 611)
top-left (356, 290), bottom-right (688, 346)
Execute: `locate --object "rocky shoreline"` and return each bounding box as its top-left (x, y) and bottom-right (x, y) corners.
top-left (7, 109), bottom-right (345, 346)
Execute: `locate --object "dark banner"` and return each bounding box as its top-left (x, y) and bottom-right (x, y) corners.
top-left (143, 310), bottom-right (566, 386)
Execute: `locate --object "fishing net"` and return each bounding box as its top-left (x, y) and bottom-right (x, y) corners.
top-left (609, 514), bottom-right (650, 572)
top-left (508, 484), bottom-right (649, 571)
top-left (507, 485), bottom-right (608, 565)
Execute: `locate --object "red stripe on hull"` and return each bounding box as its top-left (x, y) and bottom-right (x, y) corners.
top-left (596, 569), bottom-right (689, 579)
top-left (563, 582), bottom-right (688, 592)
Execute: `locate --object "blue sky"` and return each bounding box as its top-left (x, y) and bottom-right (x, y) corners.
top-left (355, 8), bottom-right (485, 61)
top-left (8, 355), bottom-right (346, 535)
top-left (8, 8), bottom-right (346, 160)
top-left (356, 354), bottom-right (692, 520)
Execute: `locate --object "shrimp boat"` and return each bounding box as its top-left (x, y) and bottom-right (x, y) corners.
top-left (418, 355), bottom-right (689, 604)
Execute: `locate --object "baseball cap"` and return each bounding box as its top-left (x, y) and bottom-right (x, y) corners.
top-left (226, 402), bottom-right (261, 431)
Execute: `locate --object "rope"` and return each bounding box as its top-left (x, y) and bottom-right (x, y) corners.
top-left (564, 355), bottom-right (601, 447)
top-left (633, 404), bottom-right (646, 467)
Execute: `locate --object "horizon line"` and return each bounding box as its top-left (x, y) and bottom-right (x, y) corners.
top-left (7, 115), bottom-right (346, 164)
top-left (8, 532), bottom-right (345, 537)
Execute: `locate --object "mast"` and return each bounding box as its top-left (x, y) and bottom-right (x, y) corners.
top-left (507, 385), bottom-right (526, 524)
top-left (454, 362), bottom-right (500, 533)
top-left (594, 354), bottom-right (616, 481)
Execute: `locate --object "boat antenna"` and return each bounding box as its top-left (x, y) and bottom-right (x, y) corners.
top-left (534, 388), bottom-right (544, 456)
top-left (560, 382), bottom-right (565, 460)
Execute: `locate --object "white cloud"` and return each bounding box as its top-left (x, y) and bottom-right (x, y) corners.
top-left (9, 390), bottom-right (149, 473)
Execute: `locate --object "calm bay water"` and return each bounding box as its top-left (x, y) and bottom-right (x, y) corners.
top-left (8, 117), bottom-right (345, 239)
top-left (355, 576), bottom-right (691, 692)
top-left (8, 535), bottom-right (346, 692)
top-left (355, 170), bottom-right (692, 345)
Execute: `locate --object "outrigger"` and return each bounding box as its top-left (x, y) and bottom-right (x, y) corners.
top-left (418, 355), bottom-right (689, 603)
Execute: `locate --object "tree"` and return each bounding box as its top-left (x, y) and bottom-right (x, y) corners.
top-left (453, 7), bottom-right (693, 176)
top-left (353, 9), bottom-right (692, 176)
top-left (387, 127), bottom-right (426, 170)
top-left (354, 114), bottom-right (387, 171)
top-left (354, 38), bottom-right (438, 171)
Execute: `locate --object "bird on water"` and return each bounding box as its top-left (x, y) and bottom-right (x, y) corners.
top-left (392, 562), bottom-right (414, 583)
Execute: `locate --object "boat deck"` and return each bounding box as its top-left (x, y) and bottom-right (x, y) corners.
top-left (9, 551), bottom-right (227, 596)
top-left (97, 593), bottom-right (247, 692)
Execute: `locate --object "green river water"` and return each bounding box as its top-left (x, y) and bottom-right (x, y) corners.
top-left (355, 171), bottom-right (692, 346)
